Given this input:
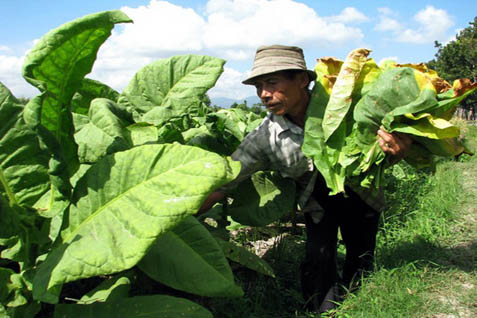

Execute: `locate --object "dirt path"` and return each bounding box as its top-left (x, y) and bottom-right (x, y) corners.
top-left (432, 160), bottom-right (477, 318)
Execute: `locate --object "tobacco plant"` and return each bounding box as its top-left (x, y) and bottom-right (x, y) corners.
top-left (0, 10), bottom-right (291, 317)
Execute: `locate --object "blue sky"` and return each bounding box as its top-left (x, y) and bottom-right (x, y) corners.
top-left (1, 0), bottom-right (476, 100)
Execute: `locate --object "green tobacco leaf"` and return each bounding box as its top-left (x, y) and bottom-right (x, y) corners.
top-left (118, 55), bottom-right (225, 120)
top-left (22, 10), bottom-right (133, 177)
top-left (72, 78), bottom-right (122, 116)
top-left (32, 144), bottom-right (240, 303)
top-left (0, 195), bottom-right (50, 266)
top-left (303, 61), bottom-right (347, 194)
top-left (54, 295), bottom-right (213, 318)
top-left (355, 68), bottom-right (449, 159)
top-left (79, 275), bottom-right (131, 304)
top-left (74, 98), bottom-right (132, 163)
top-left (183, 126), bottom-right (233, 155)
top-left (127, 123), bottom-right (158, 146)
top-left (411, 136), bottom-right (465, 157)
top-left (139, 216), bottom-right (243, 297)
top-left (156, 122), bottom-right (186, 144)
top-left (391, 113), bottom-right (460, 139)
top-left (228, 171), bottom-right (296, 226)
top-left (0, 195), bottom-right (26, 263)
top-left (209, 109), bottom-right (247, 141)
top-left (0, 267), bottom-right (28, 307)
top-left (0, 83), bottom-right (50, 208)
top-left (215, 238), bottom-right (275, 278)
top-left (0, 268), bottom-right (41, 318)
top-left (23, 95), bottom-right (74, 211)
top-left (72, 113), bottom-right (90, 133)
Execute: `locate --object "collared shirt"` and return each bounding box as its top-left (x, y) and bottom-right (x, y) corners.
top-left (223, 112), bottom-right (385, 220)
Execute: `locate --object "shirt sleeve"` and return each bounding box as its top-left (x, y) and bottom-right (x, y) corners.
top-left (220, 125), bottom-right (271, 192)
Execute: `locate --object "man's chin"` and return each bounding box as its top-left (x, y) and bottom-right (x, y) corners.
top-left (267, 106), bottom-right (282, 115)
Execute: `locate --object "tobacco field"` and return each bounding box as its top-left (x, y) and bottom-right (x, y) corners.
top-left (1, 10), bottom-right (476, 318)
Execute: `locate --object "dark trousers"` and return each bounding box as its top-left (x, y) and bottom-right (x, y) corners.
top-left (301, 175), bottom-right (380, 312)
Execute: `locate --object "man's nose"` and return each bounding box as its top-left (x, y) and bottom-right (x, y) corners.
top-left (259, 87), bottom-right (272, 99)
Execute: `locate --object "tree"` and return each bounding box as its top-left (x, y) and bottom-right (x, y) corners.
top-left (428, 17), bottom-right (476, 119)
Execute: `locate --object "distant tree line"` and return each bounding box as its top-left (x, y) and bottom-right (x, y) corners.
top-left (427, 16), bottom-right (476, 120)
top-left (229, 100), bottom-right (265, 115)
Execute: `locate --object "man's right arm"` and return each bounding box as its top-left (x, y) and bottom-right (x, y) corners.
top-left (198, 190), bottom-right (226, 214)
top-left (198, 117), bottom-right (271, 215)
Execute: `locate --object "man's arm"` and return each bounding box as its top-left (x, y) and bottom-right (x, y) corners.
top-left (198, 191), bottom-right (226, 214)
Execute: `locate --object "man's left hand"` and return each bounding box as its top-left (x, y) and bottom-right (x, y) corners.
top-left (377, 129), bottom-right (412, 163)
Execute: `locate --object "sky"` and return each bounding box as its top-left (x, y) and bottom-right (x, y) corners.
top-left (1, 0), bottom-right (476, 102)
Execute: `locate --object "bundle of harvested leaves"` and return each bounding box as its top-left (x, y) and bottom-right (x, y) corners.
top-left (303, 48), bottom-right (476, 195)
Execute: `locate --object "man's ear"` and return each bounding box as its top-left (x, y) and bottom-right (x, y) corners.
top-left (298, 71), bottom-right (310, 89)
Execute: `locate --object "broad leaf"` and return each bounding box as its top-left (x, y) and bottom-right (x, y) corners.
top-left (215, 238), bottom-right (275, 277)
top-left (74, 98), bottom-right (132, 163)
top-left (71, 78), bottom-right (122, 116)
top-left (322, 48), bottom-right (371, 141)
top-left (139, 216), bottom-right (243, 297)
top-left (118, 55), bottom-right (225, 120)
top-left (303, 59), bottom-right (345, 194)
top-left (127, 123), bottom-right (158, 146)
top-left (0, 195), bottom-right (26, 263)
top-left (0, 267), bottom-right (41, 317)
top-left (183, 126), bottom-right (233, 155)
top-left (22, 10), bottom-right (133, 177)
top-left (0, 266), bottom-right (28, 307)
top-left (54, 295), bottom-right (213, 318)
top-left (79, 275), bottom-right (132, 304)
top-left (228, 172), bottom-right (296, 226)
top-left (211, 109), bottom-right (248, 141)
top-left (0, 82), bottom-right (50, 207)
top-left (32, 144), bottom-right (240, 303)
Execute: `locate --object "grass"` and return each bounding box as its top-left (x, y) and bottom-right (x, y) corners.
top-left (337, 158), bottom-right (475, 318)
top-left (205, 124), bottom-right (477, 318)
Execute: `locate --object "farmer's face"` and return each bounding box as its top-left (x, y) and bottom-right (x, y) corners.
top-left (252, 72), bottom-right (308, 117)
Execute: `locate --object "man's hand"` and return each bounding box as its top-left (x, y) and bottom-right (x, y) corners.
top-left (377, 129), bottom-right (412, 163)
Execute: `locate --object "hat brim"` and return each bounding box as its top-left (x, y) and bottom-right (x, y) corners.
top-left (242, 67), bottom-right (317, 85)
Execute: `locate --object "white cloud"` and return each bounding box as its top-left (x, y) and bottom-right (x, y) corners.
top-left (374, 7), bottom-right (402, 32)
top-left (375, 16), bottom-right (402, 32)
top-left (399, 6), bottom-right (454, 43)
top-left (111, 1), bottom-right (206, 56)
top-left (0, 54), bottom-right (39, 98)
top-left (328, 7), bottom-right (369, 24)
top-left (202, 0), bottom-right (364, 57)
top-left (91, 0), bottom-right (365, 97)
top-left (3, 0), bottom-right (366, 99)
top-left (208, 67), bottom-right (255, 100)
top-left (374, 6), bottom-right (454, 44)
top-left (0, 45), bottom-right (12, 53)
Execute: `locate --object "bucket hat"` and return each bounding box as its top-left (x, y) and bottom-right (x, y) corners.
top-left (242, 44), bottom-right (317, 85)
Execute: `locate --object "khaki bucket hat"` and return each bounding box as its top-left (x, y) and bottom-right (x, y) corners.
top-left (242, 44), bottom-right (317, 85)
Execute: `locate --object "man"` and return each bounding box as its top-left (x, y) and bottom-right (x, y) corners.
top-left (200, 45), bottom-right (411, 314)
